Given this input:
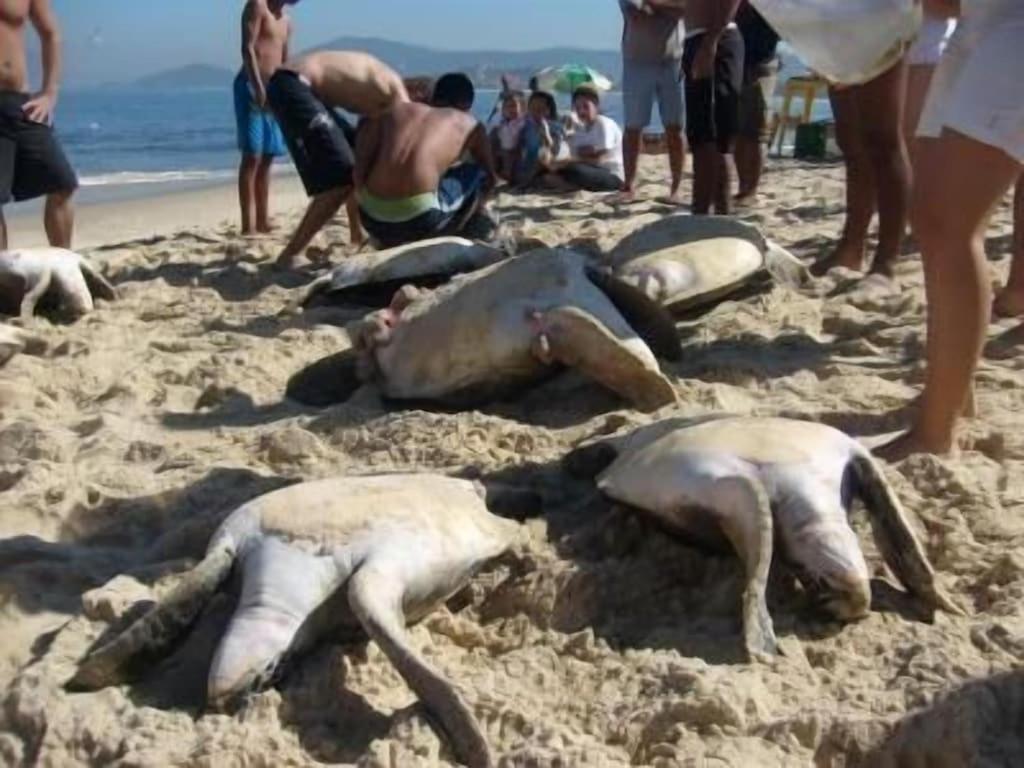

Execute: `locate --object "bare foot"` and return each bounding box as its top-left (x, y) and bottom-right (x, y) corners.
top-left (812, 240), bottom-right (867, 277)
top-left (275, 251), bottom-right (326, 270)
top-left (733, 191), bottom-right (757, 208)
top-left (874, 428), bottom-right (955, 462)
top-left (867, 258), bottom-right (896, 279)
top-left (993, 286), bottom-right (1024, 318)
top-left (658, 190), bottom-right (686, 206)
top-left (611, 189), bottom-right (637, 204)
top-left (256, 222), bottom-right (276, 235)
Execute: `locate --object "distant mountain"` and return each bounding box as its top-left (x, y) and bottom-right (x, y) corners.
top-left (310, 36), bottom-right (623, 89)
top-left (133, 64), bottom-right (235, 89)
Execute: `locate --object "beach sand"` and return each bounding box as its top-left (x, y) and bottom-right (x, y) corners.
top-left (1, 156), bottom-right (1022, 767)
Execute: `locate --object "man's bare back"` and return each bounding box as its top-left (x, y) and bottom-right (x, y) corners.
top-left (0, 0), bottom-right (34, 92)
top-left (359, 102), bottom-right (485, 199)
top-left (286, 51), bottom-right (408, 118)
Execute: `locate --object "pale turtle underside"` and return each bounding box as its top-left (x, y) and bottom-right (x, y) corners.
top-left (0, 248), bottom-right (117, 318)
top-left (606, 216), bottom-right (811, 314)
top-left (568, 415), bottom-right (962, 658)
top-left (69, 473), bottom-right (523, 768)
top-left (301, 237), bottom-right (509, 308)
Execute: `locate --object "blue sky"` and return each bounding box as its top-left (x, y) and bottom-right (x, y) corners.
top-left (52, 0), bottom-right (624, 88)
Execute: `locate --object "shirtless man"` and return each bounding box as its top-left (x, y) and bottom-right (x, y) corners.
top-left (236, 0), bottom-right (292, 236)
top-left (0, 0), bottom-right (76, 250)
top-left (354, 102), bottom-right (498, 249)
top-left (266, 51), bottom-right (408, 267)
top-left (682, 0), bottom-right (744, 214)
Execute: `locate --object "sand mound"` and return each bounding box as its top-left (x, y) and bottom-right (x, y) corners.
top-left (1, 159), bottom-right (1022, 766)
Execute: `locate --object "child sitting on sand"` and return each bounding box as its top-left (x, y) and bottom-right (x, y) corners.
top-left (512, 90), bottom-right (566, 188)
top-left (489, 91), bottom-right (527, 182)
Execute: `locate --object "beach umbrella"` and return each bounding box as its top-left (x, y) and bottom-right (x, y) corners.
top-left (532, 64), bottom-right (613, 95)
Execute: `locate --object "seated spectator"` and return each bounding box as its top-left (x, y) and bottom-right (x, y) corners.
top-left (548, 86), bottom-right (625, 192)
top-left (513, 90), bottom-right (565, 187)
top-left (489, 91), bottom-right (526, 181)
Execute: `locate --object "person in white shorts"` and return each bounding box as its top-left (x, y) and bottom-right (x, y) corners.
top-left (879, 0), bottom-right (1024, 460)
top-left (903, 12), bottom-right (957, 141)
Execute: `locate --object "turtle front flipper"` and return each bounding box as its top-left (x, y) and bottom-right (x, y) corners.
top-left (851, 453), bottom-right (965, 617)
top-left (712, 475), bottom-right (779, 659)
top-left (79, 259), bottom-right (118, 303)
top-left (20, 267), bottom-right (52, 318)
top-left (68, 547), bottom-right (235, 691)
top-left (285, 348), bottom-right (364, 406)
top-left (532, 305), bottom-right (677, 412)
top-left (763, 241), bottom-right (812, 289)
top-left (348, 560), bottom-right (493, 768)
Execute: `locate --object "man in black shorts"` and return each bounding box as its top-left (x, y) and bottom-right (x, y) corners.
top-left (683, 0), bottom-right (745, 215)
top-left (0, 0), bottom-right (77, 250)
top-left (734, 1), bottom-right (780, 204)
top-left (265, 51), bottom-right (408, 267)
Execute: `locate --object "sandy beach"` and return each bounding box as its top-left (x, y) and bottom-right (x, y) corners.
top-left (1, 155), bottom-right (1021, 767)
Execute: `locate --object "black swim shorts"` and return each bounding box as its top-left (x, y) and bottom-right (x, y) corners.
top-left (682, 27), bottom-right (745, 153)
top-left (0, 91), bottom-right (78, 204)
top-left (266, 70), bottom-right (355, 197)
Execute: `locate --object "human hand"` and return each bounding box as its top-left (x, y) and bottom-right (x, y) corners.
top-left (692, 36), bottom-right (718, 81)
top-left (22, 91), bottom-right (56, 124)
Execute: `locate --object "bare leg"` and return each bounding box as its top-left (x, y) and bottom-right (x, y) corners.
top-left (254, 155), bottom-right (274, 233)
top-left (814, 85), bottom-right (875, 275)
top-left (238, 154), bottom-right (258, 235)
top-left (44, 189), bottom-right (74, 249)
top-left (734, 136), bottom-right (762, 201)
top-left (0, 207), bottom-right (7, 250)
top-left (622, 127), bottom-right (642, 200)
top-left (346, 192), bottom-right (364, 247)
top-left (714, 150), bottom-right (734, 215)
top-left (903, 64), bottom-right (935, 146)
top-left (665, 124), bottom-right (686, 203)
top-left (993, 175), bottom-right (1024, 317)
top-left (276, 187), bottom-right (349, 268)
top-left (861, 58), bottom-right (910, 278)
top-left (877, 131), bottom-right (1020, 460)
top-left (691, 143), bottom-right (717, 215)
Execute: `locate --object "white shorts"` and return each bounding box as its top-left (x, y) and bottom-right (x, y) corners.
top-left (907, 16), bottom-right (956, 66)
top-left (917, 5), bottom-right (1024, 164)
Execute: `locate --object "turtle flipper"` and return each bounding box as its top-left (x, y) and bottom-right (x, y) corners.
top-left (851, 453), bottom-right (965, 616)
top-left (285, 348), bottom-right (364, 406)
top-left (712, 475), bottom-right (779, 659)
top-left (764, 241), bottom-right (812, 289)
top-left (68, 548), bottom-right (235, 691)
top-left (585, 266), bottom-right (681, 361)
top-left (348, 561), bottom-right (493, 768)
top-left (20, 267), bottom-right (52, 318)
top-left (533, 305), bottom-right (677, 412)
top-left (79, 259), bottom-right (118, 303)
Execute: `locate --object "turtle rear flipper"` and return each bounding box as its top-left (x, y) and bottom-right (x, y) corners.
top-left (764, 241), bottom-right (812, 289)
top-left (851, 452), bottom-right (965, 617)
top-left (79, 259), bottom-right (118, 303)
top-left (585, 266), bottom-right (681, 362)
top-left (534, 305), bottom-right (677, 412)
top-left (349, 560), bottom-right (493, 768)
top-left (68, 548), bottom-right (235, 691)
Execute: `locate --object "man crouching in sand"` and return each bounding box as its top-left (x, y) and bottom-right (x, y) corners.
top-left (354, 98), bottom-right (499, 249)
top-left (267, 51), bottom-right (407, 268)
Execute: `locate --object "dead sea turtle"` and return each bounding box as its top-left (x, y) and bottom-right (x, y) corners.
top-left (566, 415), bottom-right (962, 658)
top-left (288, 248), bottom-right (682, 411)
top-left (301, 236), bottom-right (508, 308)
top-left (0, 248), bottom-right (116, 318)
top-left (69, 473), bottom-right (523, 768)
top-left (607, 216), bottom-right (811, 314)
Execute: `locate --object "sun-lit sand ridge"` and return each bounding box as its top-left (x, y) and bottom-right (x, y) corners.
top-left (0, 156), bottom-right (1021, 766)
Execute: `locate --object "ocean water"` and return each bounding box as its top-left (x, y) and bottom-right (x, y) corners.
top-left (45, 86), bottom-right (832, 204)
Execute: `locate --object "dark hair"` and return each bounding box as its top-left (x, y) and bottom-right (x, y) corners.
top-left (432, 72), bottom-right (475, 110)
top-left (528, 90), bottom-right (558, 121)
top-left (571, 85), bottom-right (601, 107)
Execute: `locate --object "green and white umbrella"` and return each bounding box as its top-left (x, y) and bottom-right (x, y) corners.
top-left (532, 64), bottom-right (614, 94)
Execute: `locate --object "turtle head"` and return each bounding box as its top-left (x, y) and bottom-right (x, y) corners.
top-left (788, 521), bottom-right (871, 621)
top-left (207, 607), bottom-right (297, 706)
